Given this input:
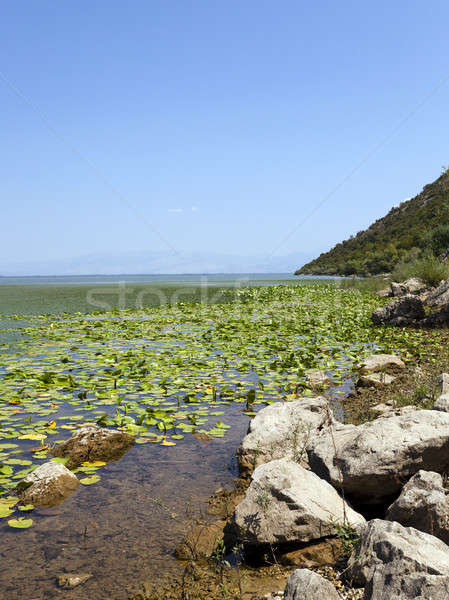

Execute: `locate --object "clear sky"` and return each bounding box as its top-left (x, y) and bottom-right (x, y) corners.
top-left (1, 1), bottom-right (449, 274)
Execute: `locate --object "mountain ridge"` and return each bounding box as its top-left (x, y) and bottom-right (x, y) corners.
top-left (296, 169), bottom-right (449, 276)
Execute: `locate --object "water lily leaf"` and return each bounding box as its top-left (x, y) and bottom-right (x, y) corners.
top-left (17, 504), bottom-right (34, 512)
top-left (8, 517), bottom-right (33, 528)
top-left (79, 475), bottom-right (101, 485)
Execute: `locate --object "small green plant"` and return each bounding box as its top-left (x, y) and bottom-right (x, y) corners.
top-left (329, 517), bottom-right (359, 555)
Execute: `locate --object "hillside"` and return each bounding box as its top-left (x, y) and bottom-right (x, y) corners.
top-left (296, 169), bottom-right (449, 276)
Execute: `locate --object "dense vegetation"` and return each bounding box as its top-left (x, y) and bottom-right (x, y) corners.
top-left (296, 168), bottom-right (449, 276)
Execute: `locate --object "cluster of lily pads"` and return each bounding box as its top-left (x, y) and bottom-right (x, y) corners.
top-left (0, 284), bottom-right (442, 526)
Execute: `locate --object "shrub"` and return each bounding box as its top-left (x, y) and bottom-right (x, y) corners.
top-left (423, 224), bottom-right (449, 257)
top-left (391, 255), bottom-right (449, 287)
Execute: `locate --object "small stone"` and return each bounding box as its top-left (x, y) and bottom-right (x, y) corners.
top-left (57, 573), bottom-right (92, 589)
top-left (283, 568), bottom-right (341, 600)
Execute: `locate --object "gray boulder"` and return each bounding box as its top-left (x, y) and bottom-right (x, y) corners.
top-left (53, 425), bottom-right (135, 469)
top-left (425, 278), bottom-right (449, 308)
top-left (386, 470), bottom-right (449, 544)
top-left (232, 458), bottom-right (365, 546)
top-left (371, 295), bottom-right (425, 326)
top-left (356, 354), bottom-right (405, 374)
top-left (237, 397), bottom-right (332, 474)
top-left (437, 373), bottom-right (449, 395)
top-left (18, 461), bottom-right (79, 507)
top-left (307, 410), bottom-right (449, 504)
top-left (347, 519), bottom-right (449, 597)
top-left (364, 568), bottom-right (449, 599)
top-left (283, 569), bottom-right (341, 600)
top-left (390, 278), bottom-right (427, 297)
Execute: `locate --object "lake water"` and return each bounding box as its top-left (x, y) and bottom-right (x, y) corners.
top-left (0, 276), bottom-right (346, 600)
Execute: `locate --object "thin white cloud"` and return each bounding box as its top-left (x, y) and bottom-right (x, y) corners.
top-left (168, 208), bottom-right (183, 213)
top-left (191, 205), bottom-right (199, 212)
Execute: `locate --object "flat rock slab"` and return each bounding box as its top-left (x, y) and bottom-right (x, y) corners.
top-left (307, 410), bottom-right (449, 504)
top-left (53, 425), bottom-right (135, 469)
top-left (18, 462), bottom-right (79, 508)
top-left (283, 569), bottom-right (341, 600)
top-left (232, 458), bottom-right (365, 546)
top-left (237, 397), bottom-right (332, 475)
top-left (348, 519), bottom-right (449, 596)
top-left (356, 354), bottom-right (405, 374)
top-left (356, 373), bottom-right (396, 388)
top-left (386, 470), bottom-right (449, 544)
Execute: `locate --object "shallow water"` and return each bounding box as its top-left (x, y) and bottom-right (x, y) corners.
top-left (0, 406), bottom-right (248, 600)
top-left (0, 281), bottom-right (360, 600)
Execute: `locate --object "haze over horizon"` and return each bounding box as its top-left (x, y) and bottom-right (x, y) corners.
top-left (2, 1), bottom-right (449, 275)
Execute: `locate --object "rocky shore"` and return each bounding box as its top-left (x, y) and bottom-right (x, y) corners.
top-left (159, 345), bottom-right (449, 600)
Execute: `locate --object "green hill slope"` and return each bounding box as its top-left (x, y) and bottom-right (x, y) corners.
top-left (296, 169), bottom-right (449, 276)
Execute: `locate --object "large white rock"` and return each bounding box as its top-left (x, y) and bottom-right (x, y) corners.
top-left (232, 458), bottom-right (365, 546)
top-left (307, 410), bottom-right (449, 504)
top-left (386, 470), bottom-right (449, 544)
top-left (53, 425), bottom-right (135, 469)
top-left (283, 569), bottom-right (341, 600)
top-left (237, 397), bottom-right (332, 474)
top-left (347, 519), bottom-right (449, 596)
top-left (356, 354), bottom-right (405, 374)
top-left (18, 461), bottom-right (79, 507)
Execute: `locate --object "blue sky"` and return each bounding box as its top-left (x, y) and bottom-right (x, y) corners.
top-left (1, 1), bottom-right (449, 274)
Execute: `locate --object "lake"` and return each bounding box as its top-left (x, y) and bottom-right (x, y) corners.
top-left (0, 278), bottom-right (425, 599)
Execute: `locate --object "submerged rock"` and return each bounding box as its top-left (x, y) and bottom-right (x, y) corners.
top-left (237, 397), bottom-right (332, 475)
top-left (347, 519), bottom-right (449, 598)
top-left (232, 458), bottom-right (365, 547)
top-left (279, 538), bottom-right (342, 569)
top-left (371, 295), bottom-right (425, 326)
top-left (305, 370), bottom-right (332, 390)
top-left (356, 354), bottom-right (405, 374)
top-left (386, 470), bottom-right (449, 544)
top-left (57, 573), bottom-right (93, 589)
top-left (53, 425), bottom-right (135, 469)
top-left (175, 520), bottom-right (225, 560)
top-left (307, 410), bottom-right (449, 504)
top-left (17, 461), bottom-right (79, 507)
top-left (283, 568), bottom-right (341, 600)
